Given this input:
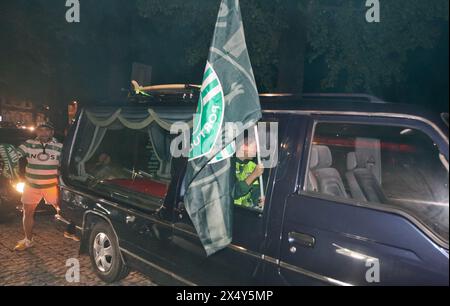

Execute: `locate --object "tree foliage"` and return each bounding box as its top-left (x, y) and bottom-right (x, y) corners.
top-left (305, 0), bottom-right (449, 92)
top-left (136, 0), bottom-right (449, 93)
top-left (136, 0), bottom-right (294, 91)
top-left (0, 0), bottom-right (134, 103)
top-left (0, 0), bottom-right (447, 110)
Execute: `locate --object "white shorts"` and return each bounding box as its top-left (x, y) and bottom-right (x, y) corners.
top-left (21, 185), bottom-right (59, 207)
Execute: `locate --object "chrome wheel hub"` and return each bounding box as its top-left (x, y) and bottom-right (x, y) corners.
top-left (93, 232), bottom-right (113, 272)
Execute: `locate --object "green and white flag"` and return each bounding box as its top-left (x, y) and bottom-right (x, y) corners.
top-left (0, 144), bottom-right (21, 180)
top-left (185, 0), bottom-right (262, 256)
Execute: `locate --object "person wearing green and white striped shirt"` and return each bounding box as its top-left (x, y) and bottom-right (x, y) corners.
top-left (14, 122), bottom-right (63, 251)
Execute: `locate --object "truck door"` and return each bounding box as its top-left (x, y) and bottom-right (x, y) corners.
top-left (168, 115), bottom-right (290, 285)
top-left (278, 115), bottom-right (449, 286)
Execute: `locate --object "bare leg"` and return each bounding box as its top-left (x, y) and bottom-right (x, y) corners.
top-left (23, 203), bottom-right (38, 240)
top-left (48, 188), bottom-right (60, 215)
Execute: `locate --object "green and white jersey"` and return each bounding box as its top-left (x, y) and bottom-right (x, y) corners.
top-left (17, 138), bottom-right (62, 189)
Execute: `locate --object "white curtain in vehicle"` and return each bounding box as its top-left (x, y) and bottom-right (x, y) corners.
top-left (81, 107), bottom-right (192, 180)
top-left (76, 126), bottom-right (107, 178)
top-left (86, 108), bottom-right (193, 131)
top-left (148, 123), bottom-right (172, 180)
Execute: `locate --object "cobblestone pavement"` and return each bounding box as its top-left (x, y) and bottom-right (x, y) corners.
top-left (0, 214), bottom-right (156, 286)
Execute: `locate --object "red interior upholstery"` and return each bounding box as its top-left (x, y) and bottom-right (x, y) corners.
top-left (108, 178), bottom-right (169, 198)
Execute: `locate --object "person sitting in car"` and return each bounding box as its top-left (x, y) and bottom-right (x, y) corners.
top-left (233, 134), bottom-right (265, 209)
top-left (89, 153), bottom-right (129, 181)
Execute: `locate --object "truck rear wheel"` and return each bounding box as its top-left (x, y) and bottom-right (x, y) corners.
top-left (88, 220), bottom-right (129, 283)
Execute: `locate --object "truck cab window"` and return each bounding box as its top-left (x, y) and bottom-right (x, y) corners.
top-left (305, 122), bottom-right (449, 243)
top-left (233, 121), bottom-right (279, 213)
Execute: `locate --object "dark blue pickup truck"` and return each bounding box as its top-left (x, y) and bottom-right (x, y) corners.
top-left (57, 92), bottom-right (449, 286)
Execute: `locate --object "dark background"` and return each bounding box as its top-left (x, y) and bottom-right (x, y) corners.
top-left (0, 0), bottom-right (448, 127)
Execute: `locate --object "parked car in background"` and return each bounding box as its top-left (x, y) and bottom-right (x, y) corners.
top-left (56, 89), bottom-right (449, 286)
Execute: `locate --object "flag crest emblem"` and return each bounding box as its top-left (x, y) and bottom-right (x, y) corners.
top-left (190, 62), bottom-right (225, 161)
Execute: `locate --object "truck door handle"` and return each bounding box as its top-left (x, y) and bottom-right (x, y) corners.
top-left (288, 232), bottom-right (315, 248)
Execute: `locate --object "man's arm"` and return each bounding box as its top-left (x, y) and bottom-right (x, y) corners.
top-left (245, 164), bottom-right (264, 186)
top-left (234, 164), bottom-right (264, 199)
top-left (16, 142), bottom-right (28, 178)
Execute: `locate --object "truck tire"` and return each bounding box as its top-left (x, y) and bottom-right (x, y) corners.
top-left (88, 220), bottom-right (129, 283)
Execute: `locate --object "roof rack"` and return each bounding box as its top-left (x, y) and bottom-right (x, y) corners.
top-left (130, 81), bottom-right (386, 104)
top-left (128, 81), bottom-right (200, 104)
top-left (131, 81), bottom-right (200, 94)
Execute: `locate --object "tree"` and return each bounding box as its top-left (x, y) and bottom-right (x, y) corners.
top-left (135, 0), bottom-right (300, 92)
top-left (0, 0), bottom-right (447, 114)
top-left (135, 0), bottom-right (449, 96)
top-left (0, 0), bottom-right (136, 112)
top-left (305, 0), bottom-right (449, 93)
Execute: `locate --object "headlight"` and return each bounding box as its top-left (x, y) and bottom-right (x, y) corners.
top-left (14, 182), bottom-right (25, 194)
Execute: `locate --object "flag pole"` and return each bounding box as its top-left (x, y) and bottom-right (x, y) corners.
top-left (253, 125), bottom-right (265, 199)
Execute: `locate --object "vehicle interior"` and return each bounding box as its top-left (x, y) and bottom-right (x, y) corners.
top-left (306, 122), bottom-right (449, 243)
top-left (66, 104), bottom-right (282, 256)
top-left (170, 119), bottom-right (281, 253)
top-left (68, 106), bottom-right (192, 210)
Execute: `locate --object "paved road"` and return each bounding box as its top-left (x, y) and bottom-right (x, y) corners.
top-left (0, 214), bottom-right (156, 286)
